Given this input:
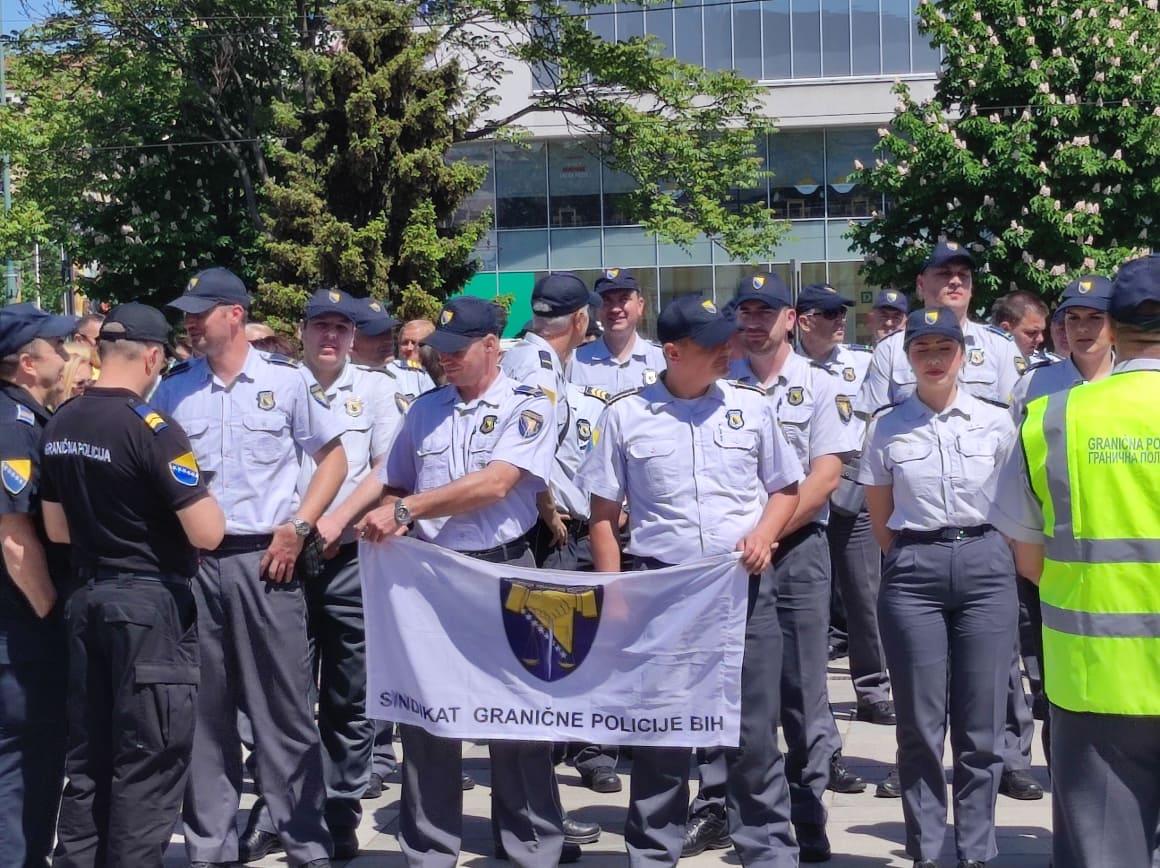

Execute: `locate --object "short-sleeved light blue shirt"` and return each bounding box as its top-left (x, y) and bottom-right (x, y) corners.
top-left (578, 378), bottom-right (803, 564)
top-left (570, 332), bottom-right (667, 394)
top-left (382, 372), bottom-right (554, 552)
top-left (501, 332), bottom-right (566, 441)
top-left (1007, 356), bottom-right (1086, 421)
top-left (153, 348), bottom-right (346, 534)
top-left (379, 359), bottom-right (436, 415)
top-left (551, 383), bottom-right (611, 520)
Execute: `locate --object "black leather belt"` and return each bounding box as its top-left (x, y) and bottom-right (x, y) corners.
top-left (211, 533), bottom-right (274, 554)
top-left (778, 521), bottom-right (824, 552)
top-left (459, 529), bottom-right (535, 563)
top-left (898, 524), bottom-right (993, 542)
top-left (83, 568), bottom-right (190, 585)
top-left (565, 518), bottom-right (590, 540)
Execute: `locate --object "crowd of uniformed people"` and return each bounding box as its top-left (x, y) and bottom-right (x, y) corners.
top-left (0, 241), bottom-right (1157, 868)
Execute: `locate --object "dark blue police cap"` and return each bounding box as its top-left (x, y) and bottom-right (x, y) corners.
top-left (425, 296), bottom-right (502, 353)
top-left (349, 296), bottom-right (400, 336)
top-left (797, 283), bottom-right (854, 313)
top-left (1109, 255), bottom-right (1160, 328)
top-left (903, 307), bottom-right (965, 350)
top-left (656, 294), bottom-right (737, 347)
top-left (531, 272), bottom-right (601, 317)
top-left (922, 240), bottom-right (975, 271)
top-left (734, 272), bottom-right (793, 309)
top-left (873, 289), bottom-right (909, 313)
top-left (593, 268), bottom-right (640, 295)
top-left (167, 267), bottom-right (251, 314)
top-left (0, 303), bottom-right (78, 357)
top-left (1056, 274), bottom-right (1113, 314)
top-left (305, 287), bottom-right (355, 322)
top-left (99, 303), bottom-right (171, 346)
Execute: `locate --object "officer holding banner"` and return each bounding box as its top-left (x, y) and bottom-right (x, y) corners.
top-left (580, 293), bottom-right (803, 868)
top-left (328, 296), bottom-right (566, 868)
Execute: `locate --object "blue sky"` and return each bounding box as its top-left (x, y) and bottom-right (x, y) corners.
top-left (3, 0), bottom-right (62, 33)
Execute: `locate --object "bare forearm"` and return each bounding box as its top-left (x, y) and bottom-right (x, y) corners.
top-left (782, 467), bottom-right (838, 536)
top-left (406, 464), bottom-right (521, 521)
top-left (590, 519), bottom-right (621, 572)
top-left (757, 487), bottom-right (799, 543)
top-left (1, 518), bottom-right (56, 617)
top-left (328, 470), bottom-right (389, 530)
top-left (297, 441), bottom-right (347, 524)
top-left (1014, 541), bottom-right (1044, 584)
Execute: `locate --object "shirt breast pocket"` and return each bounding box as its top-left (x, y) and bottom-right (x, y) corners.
top-left (712, 427), bottom-right (759, 486)
top-left (627, 438), bottom-right (680, 497)
top-left (886, 440), bottom-right (937, 497)
top-left (242, 414), bottom-right (289, 465)
top-left (342, 417), bottom-right (374, 468)
top-left (955, 432), bottom-right (1000, 480)
top-left (416, 436), bottom-right (452, 491)
top-left (467, 433), bottom-right (501, 474)
top-left (778, 404), bottom-right (812, 464)
top-left (180, 418), bottom-right (216, 471)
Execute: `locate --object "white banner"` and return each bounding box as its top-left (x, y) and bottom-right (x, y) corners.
top-left (360, 536), bottom-right (748, 747)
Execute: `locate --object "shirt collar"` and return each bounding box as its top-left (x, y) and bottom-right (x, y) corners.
top-left (590, 332), bottom-right (646, 363)
top-left (901, 387), bottom-right (975, 422)
top-left (450, 368), bottom-right (509, 411)
top-left (644, 375), bottom-right (725, 409)
top-left (522, 331), bottom-right (556, 361)
top-left (0, 381), bottom-right (50, 423)
top-left (1112, 357), bottom-right (1160, 375)
top-left (325, 362), bottom-right (356, 397)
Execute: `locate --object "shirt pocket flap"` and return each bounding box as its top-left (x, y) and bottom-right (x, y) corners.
top-left (135, 662), bottom-right (200, 686)
top-left (344, 416), bottom-right (374, 433)
top-left (417, 440), bottom-right (451, 458)
top-left (887, 441), bottom-right (932, 464)
top-left (627, 439), bottom-right (676, 460)
top-left (243, 414), bottom-right (287, 434)
top-left (713, 428), bottom-right (758, 450)
top-left (181, 418), bottom-right (211, 438)
top-left (957, 432), bottom-right (998, 456)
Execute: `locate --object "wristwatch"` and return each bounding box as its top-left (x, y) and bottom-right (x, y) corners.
top-left (289, 518), bottom-right (313, 538)
top-left (394, 499), bottom-right (413, 527)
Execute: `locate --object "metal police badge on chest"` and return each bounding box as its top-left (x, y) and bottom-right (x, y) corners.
top-left (787, 386), bottom-right (804, 406)
top-left (480, 414), bottom-right (498, 434)
top-left (577, 419), bottom-right (592, 442)
top-left (345, 396), bottom-right (363, 417)
top-left (501, 578), bottom-right (602, 682)
top-left (643, 369), bottom-right (658, 385)
top-left (395, 393), bottom-right (415, 413)
top-left (843, 367), bottom-right (856, 382)
top-left (726, 409), bottom-right (744, 429)
top-left (835, 395), bottom-right (853, 424)
top-left (969, 348), bottom-right (985, 366)
top-left (257, 390), bottom-right (276, 411)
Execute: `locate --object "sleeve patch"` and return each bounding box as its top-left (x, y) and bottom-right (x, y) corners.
top-left (518, 410), bottom-right (545, 438)
top-left (132, 403), bottom-right (169, 433)
top-left (836, 395), bottom-right (853, 423)
top-left (168, 451), bottom-right (200, 487)
top-left (1, 459), bottom-right (32, 495)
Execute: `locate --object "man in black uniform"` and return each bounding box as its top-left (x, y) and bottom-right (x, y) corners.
top-left (0, 303), bottom-right (75, 868)
top-left (40, 303), bottom-right (226, 866)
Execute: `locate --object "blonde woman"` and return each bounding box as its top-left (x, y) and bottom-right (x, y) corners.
top-left (51, 342), bottom-right (97, 409)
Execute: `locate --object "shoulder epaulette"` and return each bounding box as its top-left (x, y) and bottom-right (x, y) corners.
top-left (263, 352), bottom-right (299, 368)
top-left (847, 343), bottom-right (873, 353)
top-left (977, 396), bottom-right (1010, 409)
top-left (809, 360), bottom-right (836, 375)
top-left (872, 401), bottom-right (903, 419)
top-left (360, 363), bottom-right (398, 379)
top-left (538, 350), bottom-right (554, 371)
top-left (728, 380), bottom-right (767, 395)
top-left (1025, 358), bottom-right (1054, 374)
top-left (984, 324), bottom-right (1015, 341)
top-left (513, 384), bottom-right (545, 398)
top-left (162, 359), bottom-right (192, 379)
top-left (395, 358), bottom-right (424, 371)
top-left (13, 404), bottom-right (35, 426)
top-left (608, 387), bottom-right (644, 405)
top-left (130, 401), bottom-right (169, 434)
top-left (582, 385), bottom-right (610, 403)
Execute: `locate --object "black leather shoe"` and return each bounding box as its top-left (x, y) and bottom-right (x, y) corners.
top-left (999, 769), bottom-right (1044, 800)
top-left (913, 861), bottom-right (937, 868)
top-left (363, 772), bottom-right (385, 799)
top-left (876, 767), bottom-right (902, 798)
top-left (681, 811), bottom-right (731, 857)
top-left (1031, 692), bottom-right (1049, 721)
top-left (238, 828), bottom-right (282, 863)
top-left (333, 827), bottom-right (360, 859)
top-left (855, 700), bottom-right (897, 725)
top-left (563, 815), bottom-right (601, 845)
top-left (496, 841), bottom-right (581, 862)
top-left (827, 751), bottom-right (866, 793)
top-left (827, 642), bottom-right (848, 661)
top-left (580, 766), bottom-right (622, 793)
top-left (957, 861), bottom-right (986, 867)
top-left (796, 822), bottom-right (832, 862)
top-left (462, 773), bottom-right (476, 790)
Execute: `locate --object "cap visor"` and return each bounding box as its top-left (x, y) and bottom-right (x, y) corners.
top-left (357, 317), bottom-right (400, 336)
top-left (167, 296), bottom-right (219, 314)
top-left (1056, 296), bottom-right (1110, 313)
top-left (596, 281), bottom-right (637, 294)
top-left (874, 303), bottom-right (907, 312)
top-left (423, 329), bottom-right (479, 353)
top-left (305, 306), bottom-right (356, 324)
top-left (925, 253), bottom-right (974, 270)
top-left (36, 314), bottom-right (79, 339)
top-left (691, 318), bottom-right (740, 348)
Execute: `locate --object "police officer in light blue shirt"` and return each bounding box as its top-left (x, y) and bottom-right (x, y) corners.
top-left (685, 274), bottom-right (862, 862)
top-left (857, 307), bottom-right (1018, 868)
top-left (580, 292), bottom-right (803, 868)
top-left (571, 269), bottom-right (666, 393)
top-left (329, 296), bottom-right (564, 868)
top-left (153, 267), bottom-right (348, 868)
top-left (350, 296), bottom-right (400, 368)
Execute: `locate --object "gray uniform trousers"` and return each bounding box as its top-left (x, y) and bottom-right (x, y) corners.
top-left (635, 557), bottom-right (796, 868)
top-left (182, 546), bottom-right (331, 865)
top-left (999, 641), bottom-right (1035, 773)
top-left (826, 507), bottom-right (891, 705)
top-left (1050, 706), bottom-right (1160, 868)
top-left (878, 530), bottom-right (1016, 863)
top-left (397, 546), bottom-right (564, 868)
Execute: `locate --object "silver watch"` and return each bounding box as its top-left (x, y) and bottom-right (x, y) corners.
top-left (289, 518), bottom-right (313, 538)
top-left (394, 499), bottom-right (413, 526)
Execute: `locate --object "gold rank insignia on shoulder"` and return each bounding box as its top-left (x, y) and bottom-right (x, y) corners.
top-left (836, 395), bottom-right (853, 424)
top-left (969, 348), bottom-right (985, 366)
top-left (345, 396), bottom-right (363, 417)
top-left (726, 409), bottom-right (744, 429)
top-left (132, 403), bottom-right (169, 433)
top-left (480, 414), bottom-right (497, 434)
top-left (257, 390), bottom-right (276, 411)
top-left (1015, 356), bottom-right (1028, 374)
top-left (787, 386), bottom-right (804, 406)
top-left (643, 369), bottom-right (658, 385)
top-left (1, 459), bottom-right (31, 495)
top-left (519, 409), bottom-right (544, 438)
top-left (583, 386), bottom-right (610, 402)
top-left (310, 383), bottom-right (329, 407)
top-left (843, 366), bottom-right (856, 382)
top-left (395, 393), bottom-right (415, 413)
top-left (407, 359), bottom-right (422, 370)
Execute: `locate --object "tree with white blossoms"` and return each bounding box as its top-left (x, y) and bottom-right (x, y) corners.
top-left (848, 0), bottom-right (1160, 308)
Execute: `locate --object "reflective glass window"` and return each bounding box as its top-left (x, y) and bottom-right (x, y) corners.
top-left (588, 2), bottom-right (616, 41)
top-left (617, 0), bottom-right (644, 39)
top-left (821, 0), bottom-right (851, 76)
top-left (495, 142), bottom-right (548, 228)
top-left (646, 2), bottom-right (675, 56)
top-left (825, 128), bottom-right (877, 217)
top-left (548, 140), bottom-right (601, 227)
top-left (602, 161), bottom-right (641, 226)
top-left (792, 0), bottom-right (822, 78)
top-left (762, 0), bottom-right (792, 78)
top-left (912, 17), bottom-right (942, 72)
top-left (447, 143), bottom-right (495, 228)
top-left (725, 134), bottom-right (769, 214)
top-left (703, 0), bottom-right (732, 70)
top-left (733, 1), bottom-right (763, 79)
top-left (769, 129), bottom-right (826, 219)
top-left (881, 0), bottom-right (911, 73)
top-left (549, 228), bottom-right (603, 268)
top-left (497, 230), bottom-right (549, 270)
top-left (658, 266), bottom-right (714, 313)
top-left (674, 0), bottom-right (704, 64)
top-left (850, 0), bottom-right (881, 74)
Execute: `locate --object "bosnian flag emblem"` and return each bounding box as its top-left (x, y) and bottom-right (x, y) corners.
top-left (168, 452), bottom-right (200, 487)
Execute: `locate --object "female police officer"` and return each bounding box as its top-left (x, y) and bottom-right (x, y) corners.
top-left (856, 307), bottom-right (1017, 868)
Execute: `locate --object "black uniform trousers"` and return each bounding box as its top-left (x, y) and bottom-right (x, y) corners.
top-left (630, 556), bottom-right (795, 868)
top-left (53, 574), bottom-right (199, 868)
top-left (0, 621), bottom-right (66, 868)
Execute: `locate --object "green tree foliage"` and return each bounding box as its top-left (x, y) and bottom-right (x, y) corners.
top-left (848, 0), bottom-right (1160, 308)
